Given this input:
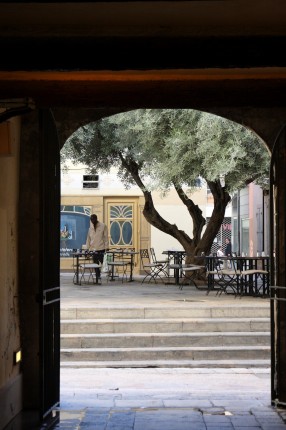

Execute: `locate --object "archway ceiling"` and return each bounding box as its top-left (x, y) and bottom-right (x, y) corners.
top-left (1, 69), bottom-right (286, 110)
top-left (1, 1), bottom-right (286, 146)
top-left (0, 1), bottom-right (285, 39)
top-left (0, 1), bottom-right (286, 109)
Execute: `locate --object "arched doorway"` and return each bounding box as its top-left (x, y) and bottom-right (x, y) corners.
top-left (16, 101), bottom-right (285, 425)
top-left (1, 69), bottom-right (286, 428)
top-left (1, 1), bottom-right (286, 425)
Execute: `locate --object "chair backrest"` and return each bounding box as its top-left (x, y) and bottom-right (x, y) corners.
top-left (227, 252), bottom-right (239, 274)
top-left (140, 249), bottom-right (151, 266)
top-left (212, 255), bottom-right (222, 272)
top-left (84, 251), bottom-right (94, 260)
top-left (149, 247), bottom-right (156, 263)
top-left (227, 254), bottom-right (239, 272)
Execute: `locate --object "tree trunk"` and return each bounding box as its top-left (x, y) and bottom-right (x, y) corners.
top-left (121, 155), bottom-right (231, 275)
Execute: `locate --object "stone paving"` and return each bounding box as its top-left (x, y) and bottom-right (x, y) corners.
top-left (53, 273), bottom-right (286, 429)
top-left (57, 367), bottom-right (286, 429)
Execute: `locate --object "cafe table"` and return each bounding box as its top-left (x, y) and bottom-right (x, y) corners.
top-left (162, 250), bottom-right (187, 284)
top-left (106, 249), bottom-right (139, 282)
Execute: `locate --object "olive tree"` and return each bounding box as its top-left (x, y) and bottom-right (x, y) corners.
top-left (62, 109), bottom-right (270, 262)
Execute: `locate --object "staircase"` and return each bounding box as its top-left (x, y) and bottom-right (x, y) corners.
top-left (60, 303), bottom-right (270, 368)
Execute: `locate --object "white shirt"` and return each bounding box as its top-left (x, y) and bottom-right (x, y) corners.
top-left (86, 221), bottom-right (109, 251)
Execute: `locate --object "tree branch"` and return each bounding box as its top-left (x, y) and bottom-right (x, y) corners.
top-left (200, 180), bottom-right (231, 253)
top-left (119, 153), bottom-right (193, 250)
top-left (173, 184), bottom-right (205, 245)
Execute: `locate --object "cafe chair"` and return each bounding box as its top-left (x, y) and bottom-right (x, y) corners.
top-left (72, 249), bottom-right (93, 285)
top-left (122, 247), bottom-right (136, 279)
top-left (106, 250), bottom-right (129, 283)
top-left (149, 247), bottom-right (169, 277)
top-left (217, 254), bottom-right (241, 296)
top-left (206, 254), bottom-right (226, 295)
top-left (79, 262), bottom-right (101, 285)
top-left (209, 254), bottom-right (241, 296)
top-left (140, 248), bottom-right (165, 284)
top-left (239, 264), bottom-right (269, 297)
top-left (179, 264), bottom-right (205, 290)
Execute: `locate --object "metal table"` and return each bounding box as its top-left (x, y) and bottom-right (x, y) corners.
top-left (162, 250), bottom-right (186, 285)
top-left (107, 249), bottom-right (139, 282)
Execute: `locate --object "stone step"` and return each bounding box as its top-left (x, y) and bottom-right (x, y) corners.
top-left (60, 359), bottom-right (271, 369)
top-left (60, 303), bottom-right (270, 368)
top-left (61, 305), bottom-right (270, 320)
top-left (61, 345), bottom-right (270, 362)
top-left (61, 331), bottom-right (270, 348)
top-left (61, 317), bottom-right (270, 334)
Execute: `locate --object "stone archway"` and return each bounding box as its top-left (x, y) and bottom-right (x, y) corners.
top-left (1, 1), bottom-right (286, 424)
top-left (2, 70), bottom-right (286, 426)
top-left (53, 103), bottom-right (285, 402)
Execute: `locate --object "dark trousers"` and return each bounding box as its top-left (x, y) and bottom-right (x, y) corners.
top-left (92, 250), bottom-right (105, 278)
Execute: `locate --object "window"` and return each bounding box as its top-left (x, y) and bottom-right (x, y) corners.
top-left (241, 218), bottom-right (249, 256)
top-left (108, 204), bottom-right (133, 247)
top-left (60, 206), bottom-right (91, 257)
top-left (82, 174), bottom-right (99, 189)
top-left (256, 206), bottom-right (263, 252)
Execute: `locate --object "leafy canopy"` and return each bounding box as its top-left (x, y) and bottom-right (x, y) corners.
top-left (62, 109), bottom-right (270, 193)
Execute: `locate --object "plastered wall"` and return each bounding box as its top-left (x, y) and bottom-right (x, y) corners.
top-left (0, 116), bottom-right (22, 428)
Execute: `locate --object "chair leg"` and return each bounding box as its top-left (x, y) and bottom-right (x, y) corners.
top-left (179, 271), bottom-right (198, 290)
top-left (141, 268), bottom-right (164, 285)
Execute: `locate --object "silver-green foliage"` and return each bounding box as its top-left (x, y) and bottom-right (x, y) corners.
top-left (62, 109), bottom-right (270, 194)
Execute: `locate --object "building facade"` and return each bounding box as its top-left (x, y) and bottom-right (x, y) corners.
top-left (60, 162), bottom-right (209, 273)
top-left (231, 183), bottom-right (270, 257)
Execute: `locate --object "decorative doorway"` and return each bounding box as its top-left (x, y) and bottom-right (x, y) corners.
top-left (105, 198), bottom-right (139, 252)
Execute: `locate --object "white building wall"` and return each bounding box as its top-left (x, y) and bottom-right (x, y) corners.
top-left (61, 162), bottom-right (210, 258)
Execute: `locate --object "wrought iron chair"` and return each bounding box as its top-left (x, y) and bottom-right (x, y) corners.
top-left (79, 262), bottom-right (102, 285)
top-left (239, 256), bottom-right (269, 297)
top-left (140, 249), bottom-right (165, 284)
top-left (179, 263), bottom-right (205, 289)
top-left (206, 254), bottom-right (225, 295)
top-left (106, 250), bottom-right (129, 283)
top-left (149, 247), bottom-right (169, 277)
top-left (217, 254), bottom-right (241, 296)
top-left (72, 249), bottom-right (93, 285)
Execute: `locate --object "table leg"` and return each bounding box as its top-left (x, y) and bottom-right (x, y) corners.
top-left (175, 253), bottom-right (180, 285)
top-left (129, 255), bottom-right (134, 282)
top-left (73, 254), bottom-right (80, 285)
top-left (109, 254), bottom-right (115, 281)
